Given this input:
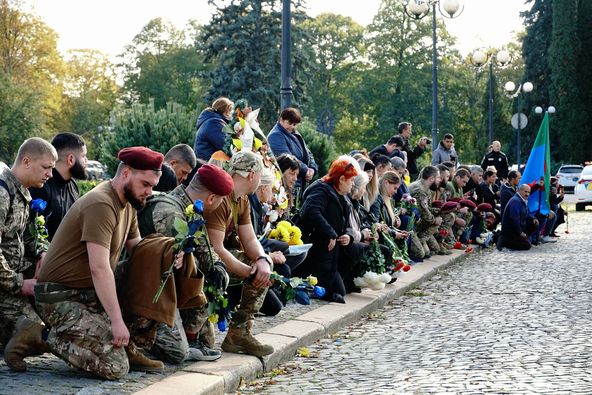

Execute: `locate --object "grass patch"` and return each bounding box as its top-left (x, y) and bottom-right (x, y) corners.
top-left (406, 290), bottom-right (428, 297)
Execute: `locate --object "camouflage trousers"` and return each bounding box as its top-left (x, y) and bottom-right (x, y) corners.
top-left (408, 232), bottom-right (426, 259)
top-left (36, 299), bottom-right (129, 380)
top-left (228, 249), bottom-right (270, 329)
top-left (416, 224), bottom-right (441, 255)
top-left (438, 213), bottom-right (457, 246)
top-left (0, 292), bottom-right (41, 345)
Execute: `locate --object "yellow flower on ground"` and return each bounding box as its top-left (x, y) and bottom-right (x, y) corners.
top-left (306, 276), bottom-right (318, 286)
top-left (296, 347), bottom-right (310, 357)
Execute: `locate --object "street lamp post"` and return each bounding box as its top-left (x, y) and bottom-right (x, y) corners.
top-left (404, 0), bottom-right (464, 151)
top-left (470, 49), bottom-right (511, 144)
top-left (504, 81), bottom-right (534, 167)
top-left (280, 0), bottom-right (292, 110)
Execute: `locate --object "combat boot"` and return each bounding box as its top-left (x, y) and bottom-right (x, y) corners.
top-left (4, 317), bottom-right (50, 372)
top-left (126, 341), bottom-right (164, 372)
top-left (221, 321), bottom-right (274, 357)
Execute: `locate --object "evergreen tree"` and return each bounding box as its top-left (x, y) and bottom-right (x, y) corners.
top-left (548, 0), bottom-right (587, 163)
top-left (202, 0), bottom-right (313, 128)
top-left (100, 101), bottom-right (197, 173)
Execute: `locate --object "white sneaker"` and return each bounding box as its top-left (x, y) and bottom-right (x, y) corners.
top-left (541, 236), bottom-right (557, 243)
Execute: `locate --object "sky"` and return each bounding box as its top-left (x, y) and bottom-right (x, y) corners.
top-left (28, 0), bottom-right (531, 58)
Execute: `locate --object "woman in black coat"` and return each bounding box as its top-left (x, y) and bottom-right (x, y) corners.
top-left (294, 156), bottom-right (360, 303)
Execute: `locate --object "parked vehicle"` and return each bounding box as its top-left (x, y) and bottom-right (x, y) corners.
top-left (556, 164), bottom-right (583, 193)
top-left (574, 165), bottom-right (592, 211)
top-left (86, 160), bottom-right (106, 180)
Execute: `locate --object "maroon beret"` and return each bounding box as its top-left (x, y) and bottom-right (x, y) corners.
top-left (431, 200), bottom-right (443, 209)
top-left (441, 201), bottom-right (459, 213)
top-left (198, 164), bottom-right (233, 196)
top-left (459, 199), bottom-right (477, 210)
top-left (117, 147), bottom-right (164, 171)
top-left (449, 197), bottom-right (461, 203)
top-left (477, 203), bottom-right (493, 212)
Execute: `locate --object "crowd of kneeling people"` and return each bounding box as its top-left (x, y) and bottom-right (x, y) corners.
top-left (0, 101), bottom-right (566, 380)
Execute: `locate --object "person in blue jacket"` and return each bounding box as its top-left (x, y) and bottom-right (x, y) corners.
top-left (498, 184), bottom-right (538, 250)
top-left (267, 108), bottom-right (318, 200)
top-left (193, 97), bottom-right (234, 161)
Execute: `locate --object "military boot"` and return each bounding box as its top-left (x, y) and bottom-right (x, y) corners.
top-left (4, 317), bottom-right (50, 372)
top-left (126, 341), bottom-right (164, 372)
top-left (221, 321), bottom-right (274, 357)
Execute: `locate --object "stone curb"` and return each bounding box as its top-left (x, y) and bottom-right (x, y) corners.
top-left (135, 250), bottom-right (470, 395)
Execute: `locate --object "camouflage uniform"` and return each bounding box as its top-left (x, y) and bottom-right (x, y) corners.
top-left (0, 164), bottom-right (44, 344)
top-left (138, 185), bottom-right (220, 362)
top-left (409, 180), bottom-right (441, 255)
top-left (438, 211), bottom-right (457, 247)
top-left (35, 292), bottom-right (129, 380)
top-left (446, 180), bottom-right (473, 238)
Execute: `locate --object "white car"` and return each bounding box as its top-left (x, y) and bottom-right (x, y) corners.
top-left (574, 165), bottom-right (592, 211)
top-left (556, 164), bottom-right (583, 192)
top-left (86, 160), bottom-right (106, 180)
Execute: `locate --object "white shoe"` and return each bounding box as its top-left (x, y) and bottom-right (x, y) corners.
top-left (540, 236), bottom-right (557, 243)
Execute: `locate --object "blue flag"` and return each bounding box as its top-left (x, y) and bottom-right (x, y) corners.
top-left (520, 113), bottom-right (551, 215)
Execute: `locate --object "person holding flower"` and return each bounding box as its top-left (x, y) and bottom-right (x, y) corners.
top-left (193, 97), bottom-right (234, 161)
top-left (1, 138), bottom-right (56, 365)
top-left (8, 147), bottom-right (165, 378)
top-left (137, 164), bottom-right (234, 363)
top-left (276, 153), bottom-right (301, 215)
top-left (294, 156), bottom-right (360, 304)
top-left (203, 151), bottom-right (274, 357)
top-left (248, 167), bottom-right (307, 316)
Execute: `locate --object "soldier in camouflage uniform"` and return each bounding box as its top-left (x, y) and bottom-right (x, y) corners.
top-left (409, 166), bottom-right (442, 257)
top-left (203, 151), bottom-right (275, 357)
top-left (137, 163), bottom-right (233, 363)
top-left (438, 202), bottom-right (459, 249)
top-left (5, 147), bottom-right (165, 377)
top-left (0, 138), bottom-right (56, 347)
top-left (446, 168), bottom-right (473, 240)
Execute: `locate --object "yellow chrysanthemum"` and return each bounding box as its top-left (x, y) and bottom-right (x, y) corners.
top-left (279, 227), bottom-right (290, 242)
top-left (208, 313), bottom-right (219, 323)
top-left (254, 137), bottom-right (263, 151)
top-left (306, 276), bottom-right (318, 286)
top-left (185, 204), bottom-right (195, 216)
top-left (277, 221), bottom-right (291, 230)
top-left (232, 138), bottom-right (242, 150)
top-left (269, 229), bottom-right (280, 239)
top-left (36, 216), bottom-right (45, 226)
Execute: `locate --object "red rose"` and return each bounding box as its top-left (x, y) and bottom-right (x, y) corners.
top-left (395, 262), bottom-right (405, 271)
top-left (402, 265), bottom-right (411, 272)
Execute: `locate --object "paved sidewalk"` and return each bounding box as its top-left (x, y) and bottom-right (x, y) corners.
top-left (136, 250), bottom-right (468, 395)
top-left (0, 250), bottom-right (468, 395)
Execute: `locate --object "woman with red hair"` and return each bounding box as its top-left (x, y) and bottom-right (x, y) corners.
top-left (294, 156), bottom-right (360, 304)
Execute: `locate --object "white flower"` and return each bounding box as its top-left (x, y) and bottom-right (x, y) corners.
top-left (268, 210), bottom-right (279, 223)
top-left (234, 122), bottom-right (242, 133)
top-left (379, 273), bottom-right (392, 283)
top-left (363, 271), bottom-right (380, 283)
top-left (353, 277), bottom-right (367, 288)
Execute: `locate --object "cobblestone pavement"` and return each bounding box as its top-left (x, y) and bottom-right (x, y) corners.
top-left (0, 277), bottom-right (328, 394)
top-left (241, 211), bottom-right (592, 395)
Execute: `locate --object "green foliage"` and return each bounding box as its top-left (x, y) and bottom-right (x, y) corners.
top-left (100, 101), bottom-right (198, 173)
top-left (119, 18), bottom-right (210, 109)
top-left (548, 0), bottom-right (587, 164)
top-left (333, 113), bottom-right (378, 154)
top-left (202, 0), bottom-right (313, 128)
top-left (297, 118), bottom-right (338, 177)
top-left (76, 180), bottom-right (100, 196)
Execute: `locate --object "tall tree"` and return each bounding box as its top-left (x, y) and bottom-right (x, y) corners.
top-left (61, 49), bottom-right (119, 158)
top-left (202, 0), bottom-right (313, 128)
top-left (119, 18), bottom-right (209, 109)
top-left (0, 0), bottom-right (65, 155)
top-left (548, 0), bottom-right (587, 163)
top-left (300, 13), bottom-right (365, 135)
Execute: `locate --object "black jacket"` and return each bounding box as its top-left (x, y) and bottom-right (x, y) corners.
top-left (29, 168), bottom-right (79, 241)
top-left (298, 179), bottom-right (349, 241)
top-left (481, 151), bottom-right (509, 179)
top-left (154, 163), bottom-right (178, 193)
top-left (400, 137), bottom-right (426, 176)
top-left (499, 182), bottom-right (516, 215)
